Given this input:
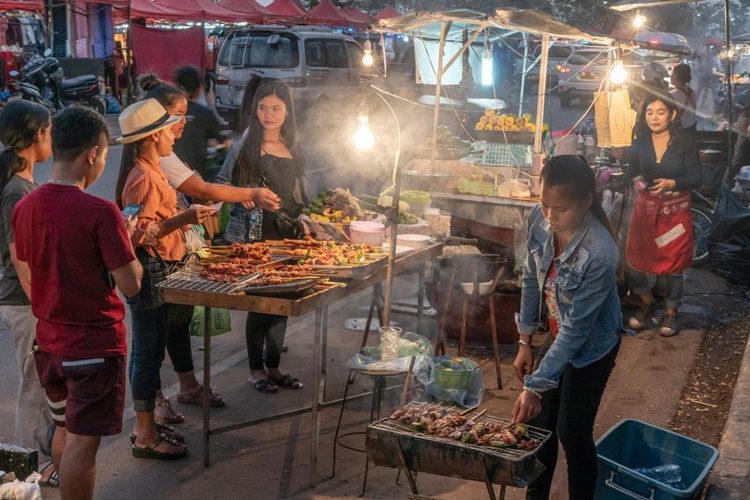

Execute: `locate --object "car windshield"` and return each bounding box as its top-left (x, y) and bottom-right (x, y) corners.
top-left (567, 51), bottom-right (607, 66)
top-left (218, 33), bottom-right (299, 68)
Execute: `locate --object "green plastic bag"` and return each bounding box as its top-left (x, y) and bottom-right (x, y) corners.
top-left (190, 306), bottom-right (232, 337)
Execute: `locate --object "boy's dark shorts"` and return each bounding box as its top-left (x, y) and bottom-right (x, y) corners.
top-left (34, 350), bottom-right (126, 436)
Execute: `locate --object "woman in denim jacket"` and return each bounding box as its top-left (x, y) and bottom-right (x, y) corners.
top-left (512, 155), bottom-right (623, 500)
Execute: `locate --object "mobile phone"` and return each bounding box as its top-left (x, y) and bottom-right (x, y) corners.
top-left (122, 204), bottom-right (143, 219)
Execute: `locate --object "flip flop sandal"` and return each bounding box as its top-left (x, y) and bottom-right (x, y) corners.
top-left (177, 386), bottom-right (226, 407)
top-left (155, 398), bottom-right (185, 425)
top-left (251, 378), bottom-right (278, 393)
top-left (273, 374), bottom-right (303, 389)
top-left (38, 462), bottom-right (59, 487)
top-left (129, 424), bottom-right (185, 444)
top-left (131, 437), bottom-right (189, 460)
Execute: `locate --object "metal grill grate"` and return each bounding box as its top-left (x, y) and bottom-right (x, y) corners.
top-left (156, 270), bottom-right (260, 295)
top-left (481, 142), bottom-right (533, 168)
top-left (371, 403), bottom-right (550, 462)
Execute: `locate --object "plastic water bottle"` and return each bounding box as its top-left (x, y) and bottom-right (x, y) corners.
top-left (248, 207), bottom-right (263, 241)
top-left (634, 464), bottom-right (682, 485)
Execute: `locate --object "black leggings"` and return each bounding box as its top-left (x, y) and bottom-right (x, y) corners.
top-left (165, 304), bottom-right (195, 374)
top-left (245, 312), bottom-right (287, 370)
top-left (526, 340), bottom-right (621, 500)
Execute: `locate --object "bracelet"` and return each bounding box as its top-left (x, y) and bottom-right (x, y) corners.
top-left (518, 339), bottom-right (534, 350)
top-left (522, 387), bottom-right (543, 400)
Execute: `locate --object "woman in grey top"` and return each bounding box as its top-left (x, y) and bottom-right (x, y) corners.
top-left (0, 100), bottom-right (55, 481)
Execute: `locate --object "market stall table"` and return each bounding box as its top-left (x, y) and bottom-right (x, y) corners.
top-left (157, 243), bottom-right (442, 483)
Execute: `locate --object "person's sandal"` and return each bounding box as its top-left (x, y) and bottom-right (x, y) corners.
top-left (628, 302), bottom-right (658, 330)
top-left (131, 436), bottom-right (189, 460)
top-left (177, 385), bottom-right (226, 407)
top-left (659, 313), bottom-right (679, 337)
top-left (38, 462), bottom-right (59, 487)
top-left (155, 397), bottom-right (184, 425)
top-left (250, 378), bottom-right (278, 393)
top-left (129, 423), bottom-right (184, 444)
top-left (273, 374), bottom-right (303, 390)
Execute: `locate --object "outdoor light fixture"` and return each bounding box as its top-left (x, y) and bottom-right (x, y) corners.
top-left (610, 60), bottom-right (628, 85)
top-left (362, 39), bottom-right (374, 67)
top-left (353, 99), bottom-right (374, 150)
top-left (633, 13), bottom-right (646, 29)
top-left (481, 45), bottom-right (493, 86)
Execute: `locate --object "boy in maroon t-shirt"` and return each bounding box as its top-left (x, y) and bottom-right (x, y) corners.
top-left (12, 107), bottom-right (142, 500)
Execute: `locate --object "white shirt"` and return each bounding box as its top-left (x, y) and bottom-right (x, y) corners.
top-left (160, 152), bottom-right (196, 189)
top-left (670, 87), bottom-right (697, 129)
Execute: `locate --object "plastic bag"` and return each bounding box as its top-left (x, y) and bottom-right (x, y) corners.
top-left (709, 185), bottom-right (750, 285)
top-left (0, 472), bottom-right (41, 500)
top-left (189, 306), bottom-right (232, 337)
top-left (419, 356), bottom-right (485, 408)
top-left (346, 333), bottom-right (433, 373)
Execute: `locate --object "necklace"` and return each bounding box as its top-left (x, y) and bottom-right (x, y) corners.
top-left (47, 179), bottom-right (80, 189)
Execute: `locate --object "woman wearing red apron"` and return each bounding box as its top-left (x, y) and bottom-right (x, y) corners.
top-left (626, 92), bottom-right (701, 336)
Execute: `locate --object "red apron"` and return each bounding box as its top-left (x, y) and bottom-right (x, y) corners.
top-left (626, 190), bottom-right (694, 274)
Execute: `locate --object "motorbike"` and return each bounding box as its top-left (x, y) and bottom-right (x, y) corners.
top-left (8, 49), bottom-right (106, 115)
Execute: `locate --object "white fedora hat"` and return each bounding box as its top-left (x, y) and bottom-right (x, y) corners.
top-left (116, 98), bottom-right (181, 144)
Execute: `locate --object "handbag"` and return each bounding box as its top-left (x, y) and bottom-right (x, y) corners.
top-left (626, 190), bottom-right (694, 274)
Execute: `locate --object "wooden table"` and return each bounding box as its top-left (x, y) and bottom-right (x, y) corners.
top-left (159, 244), bottom-right (442, 483)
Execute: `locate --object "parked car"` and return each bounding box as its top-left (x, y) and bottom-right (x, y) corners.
top-left (556, 48), bottom-right (612, 107)
top-left (213, 25), bottom-right (364, 128)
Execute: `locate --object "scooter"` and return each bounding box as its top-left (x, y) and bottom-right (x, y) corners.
top-left (8, 49), bottom-right (106, 115)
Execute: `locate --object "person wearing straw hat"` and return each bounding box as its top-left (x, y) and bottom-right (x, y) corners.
top-left (115, 98), bottom-right (215, 460)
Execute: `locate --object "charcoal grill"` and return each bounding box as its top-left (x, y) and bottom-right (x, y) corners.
top-left (366, 405), bottom-right (551, 499)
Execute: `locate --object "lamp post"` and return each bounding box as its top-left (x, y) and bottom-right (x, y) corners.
top-left (724, 0), bottom-right (733, 166)
top-left (352, 87), bottom-right (402, 328)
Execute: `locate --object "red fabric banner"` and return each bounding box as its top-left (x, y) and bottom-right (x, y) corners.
top-left (130, 25), bottom-right (206, 82)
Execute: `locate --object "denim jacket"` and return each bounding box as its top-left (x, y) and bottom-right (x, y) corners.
top-left (517, 206), bottom-right (622, 392)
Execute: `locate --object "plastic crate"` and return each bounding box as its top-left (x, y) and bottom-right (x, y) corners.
top-left (595, 419), bottom-right (719, 500)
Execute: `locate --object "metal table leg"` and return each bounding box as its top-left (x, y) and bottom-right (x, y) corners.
top-left (416, 267), bottom-right (425, 334)
top-left (203, 306), bottom-right (212, 467)
top-left (310, 308), bottom-right (323, 486)
top-left (322, 305), bottom-right (329, 402)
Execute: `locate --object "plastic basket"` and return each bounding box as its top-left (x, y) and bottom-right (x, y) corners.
top-left (595, 419), bottom-right (719, 499)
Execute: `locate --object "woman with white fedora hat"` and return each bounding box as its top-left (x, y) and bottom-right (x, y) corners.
top-left (115, 98), bottom-right (214, 460)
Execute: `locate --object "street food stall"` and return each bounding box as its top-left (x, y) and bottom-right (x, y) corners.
top-left (374, 9), bottom-right (618, 265)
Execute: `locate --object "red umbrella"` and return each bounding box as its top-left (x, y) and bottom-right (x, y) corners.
top-left (704, 37), bottom-right (723, 46)
top-left (375, 5), bottom-right (400, 20)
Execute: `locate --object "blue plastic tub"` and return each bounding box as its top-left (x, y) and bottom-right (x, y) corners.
top-left (595, 419), bottom-right (719, 499)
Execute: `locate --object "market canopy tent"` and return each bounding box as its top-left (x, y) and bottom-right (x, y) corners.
top-left (130, 24), bottom-right (206, 78)
top-left (212, 0), bottom-right (264, 22)
top-left (609, 0), bottom-right (718, 11)
top-left (375, 5), bottom-right (400, 21)
top-left (127, 0), bottom-right (245, 21)
top-left (341, 6), bottom-right (373, 27)
top-left (0, 0), bottom-right (43, 10)
top-left (307, 0), bottom-right (349, 26)
top-left (258, 0), bottom-right (308, 24)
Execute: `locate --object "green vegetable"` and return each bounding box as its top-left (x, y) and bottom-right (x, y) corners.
top-left (302, 208), bottom-right (312, 215)
top-left (461, 432), bottom-right (472, 443)
top-left (490, 440), bottom-right (509, 448)
top-left (311, 199), bottom-right (323, 208)
top-left (409, 423), bottom-right (424, 431)
top-left (311, 207), bottom-right (323, 215)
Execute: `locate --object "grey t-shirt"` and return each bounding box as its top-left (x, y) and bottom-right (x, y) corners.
top-left (0, 175), bottom-right (36, 305)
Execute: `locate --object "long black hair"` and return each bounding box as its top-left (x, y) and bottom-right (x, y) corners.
top-left (238, 74), bottom-right (267, 131)
top-left (115, 141), bottom-right (144, 209)
top-left (635, 91), bottom-right (682, 142)
top-left (541, 155), bottom-right (616, 243)
top-left (232, 80), bottom-right (298, 188)
top-left (0, 100), bottom-right (50, 194)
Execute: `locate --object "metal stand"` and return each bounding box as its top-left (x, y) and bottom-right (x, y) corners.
top-left (331, 358), bottom-right (415, 496)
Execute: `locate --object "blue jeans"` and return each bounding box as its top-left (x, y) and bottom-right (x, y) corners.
top-left (627, 267), bottom-right (685, 309)
top-left (128, 304), bottom-right (169, 412)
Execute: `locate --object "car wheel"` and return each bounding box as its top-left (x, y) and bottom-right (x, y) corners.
top-left (691, 205), bottom-right (713, 267)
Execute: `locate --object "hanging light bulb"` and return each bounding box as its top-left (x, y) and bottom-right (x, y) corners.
top-left (633, 13), bottom-right (646, 29)
top-left (481, 46), bottom-right (493, 86)
top-left (353, 99), bottom-right (374, 150)
top-left (610, 60), bottom-right (628, 85)
top-left (362, 39), bottom-right (374, 67)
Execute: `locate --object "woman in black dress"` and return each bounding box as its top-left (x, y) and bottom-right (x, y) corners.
top-left (217, 80), bottom-right (307, 392)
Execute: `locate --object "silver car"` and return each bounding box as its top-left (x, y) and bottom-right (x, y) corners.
top-left (214, 25), bottom-right (364, 126)
top-left (556, 49), bottom-right (611, 107)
